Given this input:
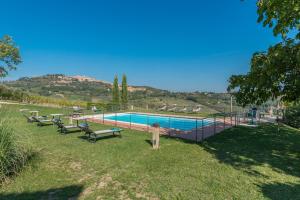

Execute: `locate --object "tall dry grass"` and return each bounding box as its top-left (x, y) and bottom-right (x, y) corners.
top-left (0, 108), bottom-right (33, 182)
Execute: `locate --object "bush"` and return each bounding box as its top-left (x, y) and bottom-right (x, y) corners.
top-left (284, 105), bottom-right (300, 128)
top-left (0, 109), bottom-right (33, 182)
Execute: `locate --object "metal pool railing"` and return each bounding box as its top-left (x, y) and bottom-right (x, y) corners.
top-left (87, 111), bottom-right (244, 142)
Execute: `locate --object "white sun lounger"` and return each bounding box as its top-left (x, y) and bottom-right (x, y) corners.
top-left (168, 107), bottom-right (177, 112)
top-left (31, 116), bottom-right (53, 126)
top-left (158, 105), bottom-right (167, 111)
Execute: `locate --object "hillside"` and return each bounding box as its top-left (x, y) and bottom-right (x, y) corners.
top-left (2, 74), bottom-right (237, 112)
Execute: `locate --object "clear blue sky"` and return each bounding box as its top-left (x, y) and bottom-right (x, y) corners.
top-left (0, 0), bottom-right (279, 92)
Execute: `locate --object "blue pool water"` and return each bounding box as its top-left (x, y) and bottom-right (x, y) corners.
top-left (104, 113), bottom-right (213, 131)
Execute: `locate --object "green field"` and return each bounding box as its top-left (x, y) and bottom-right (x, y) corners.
top-left (0, 104), bottom-right (300, 199)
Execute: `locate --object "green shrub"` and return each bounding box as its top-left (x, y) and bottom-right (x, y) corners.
top-left (284, 105), bottom-right (300, 128)
top-left (0, 109), bottom-right (33, 182)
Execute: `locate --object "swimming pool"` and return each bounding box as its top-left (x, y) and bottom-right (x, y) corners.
top-left (104, 113), bottom-right (213, 131)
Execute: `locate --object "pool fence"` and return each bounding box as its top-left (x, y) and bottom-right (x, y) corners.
top-left (86, 110), bottom-right (265, 142)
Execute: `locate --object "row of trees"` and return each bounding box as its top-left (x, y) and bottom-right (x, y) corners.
top-left (112, 74), bottom-right (128, 108)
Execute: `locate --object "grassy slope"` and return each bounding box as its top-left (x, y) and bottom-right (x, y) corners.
top-left (0, 104), bottom-right (300, 199)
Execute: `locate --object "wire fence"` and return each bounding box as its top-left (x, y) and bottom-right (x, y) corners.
top-left (84, 110), bottom-right (269, 142)
top-left (68, 103), bottom-right (274, 142)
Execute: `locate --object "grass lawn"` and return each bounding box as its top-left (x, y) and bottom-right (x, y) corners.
top-left (0, 104), bottom-right (300, 199)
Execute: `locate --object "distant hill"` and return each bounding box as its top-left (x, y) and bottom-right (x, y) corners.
top-left (2, 74), bottom-right (237, 112)
top-left (3, 74), bottom-right (155, 101)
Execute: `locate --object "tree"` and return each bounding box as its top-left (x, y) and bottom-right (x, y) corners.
top-left (228, 40), bottom-right (300, 106)
top-left (256, 0), bottom-right (300, 39)
top-left (0, 35), bottom-right (21, 77)
top-left (121, 74), bottom-right (128, 107)
top-left (112, 75), bottom-right (120, 105)
top-left (228, 0), bottom-right (300, 106)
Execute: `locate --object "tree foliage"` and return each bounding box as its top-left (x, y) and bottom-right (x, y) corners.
top-left (0, 35), bottom-right (21, 77)
top-left (257, 0), bottom-right (300, 39)
top-left (121, 74), bottom-right (128, 106)
top-left (228, 0), bottom-right (300, 106)
top-left (112, 75), bottom-right (120, 104)
top-left (228, 39), bottom-right (300, 106)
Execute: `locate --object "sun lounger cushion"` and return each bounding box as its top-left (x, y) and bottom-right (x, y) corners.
top-left (78, 123), bottom-right (88, 128)
top-left (64, 125), bottom-right (78, 129)
top-left (111, 128), bottom-right (122, 132)
top-left (94, 129), bottom-right (114, 134)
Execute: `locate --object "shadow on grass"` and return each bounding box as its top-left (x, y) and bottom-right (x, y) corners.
top-left (57, 129), bottom-right (83, 134)
top-left (78, 134), bottom-right (120, 142)
top-left (260, 182), bottom-right (300, 200)
top-left (160, 134), bottom-right (196, 144)
top-left (0, 185), bottom-right (83, 200)
top-left (145, 139), bottom-right (153, 147)
top-left (37, 123), bottom-right (54, 127)
top-left (200, 124), bottom-right (300, 177)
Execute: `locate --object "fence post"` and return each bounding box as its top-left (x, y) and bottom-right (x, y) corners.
top-left (168, 117), bottom-right (171, 137)
top-left (147, 114), bottom-right (149, 132)
top-left (214, 115), bottom-right (216, 134)
top-left (102, 111), bottom-right (104, 124)
top-left (130, 113), bottom-right (132, 129)
top-left (230, 113), bottom-right (232, 126)
top-left (195, 119), bottom-right (198, 142)
top-left (223, 113), bottom-right (225, 130)
top-left (201, 119), bottom-right (204, 141)
top-left (240, 112), bottom-right (242, 124)
top-left (234, 113), bottom-right (236, 126)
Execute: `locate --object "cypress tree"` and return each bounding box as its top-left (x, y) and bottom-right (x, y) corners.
top-left (112, 75), bottom-right (119, 105)
top-left (121, 74), bottom-right (128, 107)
